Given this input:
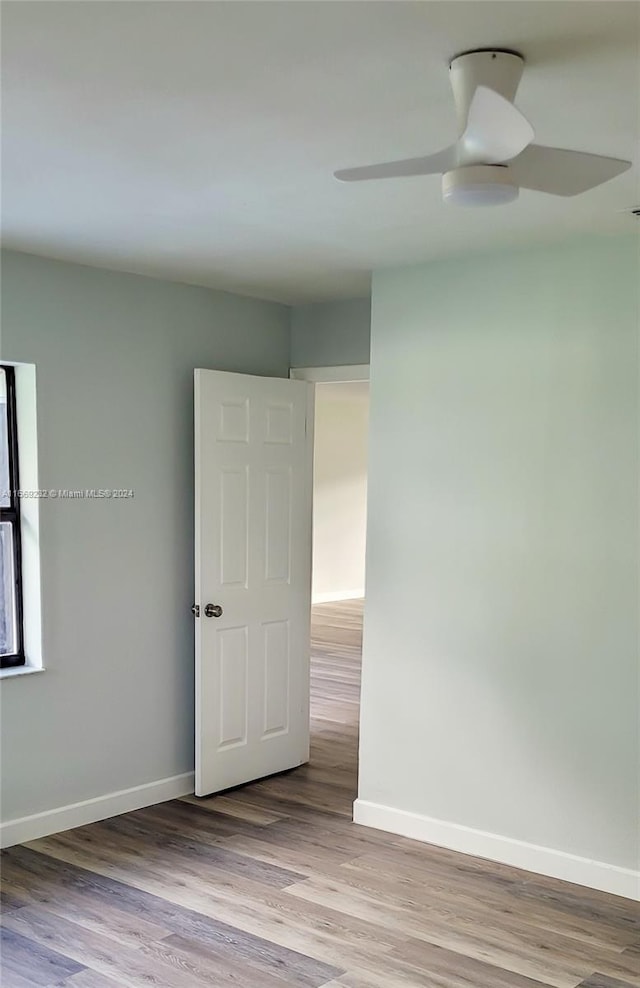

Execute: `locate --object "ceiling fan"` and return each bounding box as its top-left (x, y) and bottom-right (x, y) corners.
top-left (334, 49), bottom-right (632, 206)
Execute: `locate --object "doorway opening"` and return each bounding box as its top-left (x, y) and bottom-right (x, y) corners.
top-left (291, 366), bottom-right (369, 813)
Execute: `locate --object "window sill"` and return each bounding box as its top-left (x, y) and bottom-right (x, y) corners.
top-left (0, 664), bottom-right (45, 680)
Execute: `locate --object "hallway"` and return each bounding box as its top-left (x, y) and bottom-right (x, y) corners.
top-left (1, 601), bottom-right (639, 987)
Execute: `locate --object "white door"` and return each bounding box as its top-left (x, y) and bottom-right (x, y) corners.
top-left (194, 369), bottom-right (313, 796)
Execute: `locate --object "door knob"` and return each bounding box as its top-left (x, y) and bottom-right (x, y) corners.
top-left (204, 604), bottom-right (223, 618)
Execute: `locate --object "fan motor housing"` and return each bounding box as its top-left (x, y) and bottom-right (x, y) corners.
top-left (449, 49), bottom-right (525, 133)
top-left (442, 165), bottom-right (519, 206)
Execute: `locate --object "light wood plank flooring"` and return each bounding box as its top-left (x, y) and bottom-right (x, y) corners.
top-left (1, 599), bottom-right (639, 987)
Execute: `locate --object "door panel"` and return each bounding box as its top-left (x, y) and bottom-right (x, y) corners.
top-left (194, 369), bottom-right (313, 796)
top-left (220, 467), bottom-right (249, 587)
top-left (262, 619), bottom-right (290, 738)
top-left (265, 468), bottom-right (292, 583)
top-left (218, 626), bottom-right (248, 750)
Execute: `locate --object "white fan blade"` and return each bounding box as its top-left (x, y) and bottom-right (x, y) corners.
top-left (508, 144), bottom-right (632, 196)
top-left (460, 86), bottom-right (534, 165)
top-left (334, 146), bottom-right (456, 182)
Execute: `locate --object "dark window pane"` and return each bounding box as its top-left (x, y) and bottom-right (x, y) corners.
top-left (0, 370), bottom-right (9, 508)
top-left (1, 365), bottom-right (23, 665)
top-left (0, 520), bottom-right (17, 656)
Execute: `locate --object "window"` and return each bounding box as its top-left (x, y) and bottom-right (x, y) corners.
top-left (1, 365), bottom-right (24, 668)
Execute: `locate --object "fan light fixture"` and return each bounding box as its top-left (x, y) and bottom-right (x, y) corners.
top-left (442, 165), bottom-right (518, 206)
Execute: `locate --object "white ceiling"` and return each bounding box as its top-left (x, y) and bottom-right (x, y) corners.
top-left (2, 1), bottom-right (638, 304)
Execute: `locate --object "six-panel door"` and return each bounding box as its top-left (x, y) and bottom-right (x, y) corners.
top-left (194, 369), bottom-right (313, 796)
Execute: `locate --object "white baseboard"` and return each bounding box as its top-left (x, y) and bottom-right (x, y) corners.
top-left (0, 772), bottom-right (195, 849)
top-left (353, 799), bottom-right (640, 901)
top-left (313, 590), bottom-right (365, 604)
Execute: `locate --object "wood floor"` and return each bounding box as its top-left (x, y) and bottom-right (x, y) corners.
top-left (1, 599), bottom-right (639, 988)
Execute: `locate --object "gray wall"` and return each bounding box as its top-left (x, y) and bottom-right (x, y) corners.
top-left (0, 250), bottom-right (290, 821)
top-left (360, 236), bottom-right (639, 870)
top-left (290, 298), bottom-right (371, 367)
